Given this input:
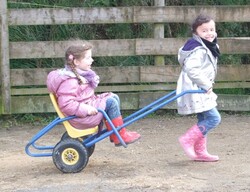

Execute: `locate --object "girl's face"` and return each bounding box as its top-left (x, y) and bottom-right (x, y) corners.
top-left (196, 20), bottom-right (216, 42)
top-left (74, 49), bottom-right (94, 71)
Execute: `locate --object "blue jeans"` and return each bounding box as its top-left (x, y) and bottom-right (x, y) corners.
top-left (105, 94), bottom-right (121, 120)
top-left (197, 107), bottom-right (221, 136)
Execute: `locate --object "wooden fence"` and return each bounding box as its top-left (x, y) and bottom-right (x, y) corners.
top-left (1, 1), bottom-right (250, 114)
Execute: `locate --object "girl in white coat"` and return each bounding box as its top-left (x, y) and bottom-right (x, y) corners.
top-left (177, 14), bottom-right (221, 162)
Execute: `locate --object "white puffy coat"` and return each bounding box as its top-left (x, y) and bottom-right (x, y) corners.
top-left (176, 34), bottom-right (219, 115)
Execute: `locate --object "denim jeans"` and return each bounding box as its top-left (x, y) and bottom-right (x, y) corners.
top-left (105, 94), bottom-right (121, 120)
top-left (197, 107), bottom-right (221, 136)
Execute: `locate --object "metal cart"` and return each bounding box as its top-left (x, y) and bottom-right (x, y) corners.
top-left (25, 89), bottom-right (205, 173)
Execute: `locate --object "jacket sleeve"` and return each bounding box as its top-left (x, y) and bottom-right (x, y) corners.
top-left (56, 79), bottom-right (91, 118)
top-left (183, 49), bottom-right (213, 91)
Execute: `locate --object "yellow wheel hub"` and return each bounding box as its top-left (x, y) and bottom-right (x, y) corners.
top-left (61, 148), bottom-right (79, 165)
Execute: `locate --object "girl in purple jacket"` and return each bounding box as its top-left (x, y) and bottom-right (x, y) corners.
top-left (47, 41), bottom-right (141, 146)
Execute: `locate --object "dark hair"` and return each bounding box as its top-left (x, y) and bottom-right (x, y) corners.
top-left (191, 14), bottom-right (214, 33)
top-left (65, 40), bottom-right (93, 84)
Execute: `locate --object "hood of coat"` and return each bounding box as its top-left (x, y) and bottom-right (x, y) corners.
top-left (47, 68), bottom-right (77, 93)
top-left (178, 34), bottom-right (207, 67)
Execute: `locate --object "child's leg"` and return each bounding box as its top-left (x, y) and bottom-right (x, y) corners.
top-left (197, 107), bottom-right (221, 135)
top-left (105, 95), bottom-right (121, 120)
top-left (178, 124), bottom-right (203, 160)
top-left (194, 108), bottom-right (221, 161)
top-left (179, 108), bottom-right (221, 161)
top-left (111, 94), bottom-right (120, 110)
top-left (104, 96), bottom-right (141, 146)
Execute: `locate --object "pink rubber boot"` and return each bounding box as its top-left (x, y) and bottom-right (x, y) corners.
top-left (194, 136), bottom-right (219, 162)
top-left (178, 125), bottom-right (202, 160)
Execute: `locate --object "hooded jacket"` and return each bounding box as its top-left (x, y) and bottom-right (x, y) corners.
top-left (47, 68), bottom-right (112, 129)
top-left (176, 34), bottom-right (219, 115)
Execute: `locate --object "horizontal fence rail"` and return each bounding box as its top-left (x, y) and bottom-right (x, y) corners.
top-left (8, 6), bottom-right (250, 26)
top-left (9, 38), bottom-right (250, 59)
top-left (10, 65), bottom-right (250, 86)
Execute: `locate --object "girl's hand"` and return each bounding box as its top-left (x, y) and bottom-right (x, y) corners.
top-left (87, 106), bottom-right (98, 115)
top-left (207, 87), bottom-right (213, 94)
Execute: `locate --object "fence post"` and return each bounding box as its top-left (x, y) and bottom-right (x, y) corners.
top-left (0, 0), bottom-right (11, 114)
top-left (154, 0), bottom-right (165, 66)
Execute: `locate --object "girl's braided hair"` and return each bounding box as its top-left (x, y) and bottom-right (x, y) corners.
top-left (65, 41), bottom-right (93, 85)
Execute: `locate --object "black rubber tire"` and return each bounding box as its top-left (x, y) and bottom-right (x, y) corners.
top-left (60, 132), bottom-right (70, 140)
top-left (61, 132), bottom-right (95, 157)
top-left (86, 142), bottom-right (95, 157)
top-left (52, 138), bottom-right (89, 173)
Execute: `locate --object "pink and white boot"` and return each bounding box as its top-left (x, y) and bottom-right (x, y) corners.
top-left (178, 125), bottom-right (203, 160)
top-left (194, 136), bottom-right (219, 162)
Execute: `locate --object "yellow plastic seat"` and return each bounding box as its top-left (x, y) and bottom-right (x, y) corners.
top-left (49, 93), bottom-right (98, 138)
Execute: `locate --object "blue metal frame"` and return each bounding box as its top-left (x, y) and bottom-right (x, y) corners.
top-left (25, 89), bottom-right (205, 157)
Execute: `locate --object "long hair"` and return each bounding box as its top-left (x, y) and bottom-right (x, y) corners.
top-left (65, 41), bottom-right (93, 84)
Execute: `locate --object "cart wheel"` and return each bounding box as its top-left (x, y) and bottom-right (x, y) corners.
top-left (61, 131), bottom-right (70, 140)
top-left (61, 132), bottom-right (95, 157)
top-left (87, 144), bottom-right (95, 157)
top-left (52, 138), bottom-right (89, 173)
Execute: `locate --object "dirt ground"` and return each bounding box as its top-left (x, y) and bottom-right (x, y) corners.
top-left (0, 113), bottom-right (250, 192)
